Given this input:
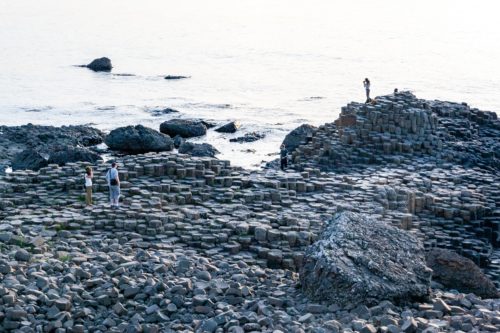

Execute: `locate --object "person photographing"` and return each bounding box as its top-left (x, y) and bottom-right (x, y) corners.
top-left (106, 162), bottom-right (121, 208)
top-left (363, 78), bottom-right (371, 103)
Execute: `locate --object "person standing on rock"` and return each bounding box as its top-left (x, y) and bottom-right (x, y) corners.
top-left (106, 162), bottom-right (120, 208)
top-left (280, 144), bottom-right (289, 170)
top-left (84, 166), bottom-right (93, 206)
top-left (363, 78), bottom-right (371, 103)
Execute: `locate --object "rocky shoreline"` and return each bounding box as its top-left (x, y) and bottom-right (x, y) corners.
top-left (0, 92), bottom-right (499, 332)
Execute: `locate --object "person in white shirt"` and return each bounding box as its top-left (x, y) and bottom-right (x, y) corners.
top-left (84, 166), bottom-right (93, 206)
top-left (363, 78), bottom-right (371, 103)
top-left (105, 162), bottom-right (121, 208)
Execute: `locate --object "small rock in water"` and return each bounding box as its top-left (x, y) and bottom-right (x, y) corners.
top-left (86, 57), bottom-right (112, 71)
top-left (229, 132), bottom-right (265, 143)
top-left (164, 75), bottom-right (189, 80)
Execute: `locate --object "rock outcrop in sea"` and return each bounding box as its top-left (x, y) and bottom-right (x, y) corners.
top-left (0, 91), bottom-right (498, 332)
top-left (86, 57), bottom-right (112, 72)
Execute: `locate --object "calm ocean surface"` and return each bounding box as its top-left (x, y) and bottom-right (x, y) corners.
top-left (1, 0), bottom-right (499, 168)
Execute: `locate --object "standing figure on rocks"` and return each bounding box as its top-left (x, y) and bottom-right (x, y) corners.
top-left (280, 144), bottom-right (289, 170)
top-left (363, 78), bottom-right (371, 103)
top-left (84, 166), bottom-right (93, 206)
top-left (106, 162), bottom-right (121, 208)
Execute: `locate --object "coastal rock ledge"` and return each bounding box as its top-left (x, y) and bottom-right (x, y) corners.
top-left (300, 211), bottom-right (432, 306)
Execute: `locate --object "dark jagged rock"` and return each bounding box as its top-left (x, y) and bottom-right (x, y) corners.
top-left (159, 119), bottom-right (207, 138)
top-left (105, 125), bottom-right (174, 154)
top-left (282, 124), bottom-right (316, 152)
top-left (215, 121), bottom-right (240, 133)
top-left (164, 75), bottom-right (189, 80)
top-left (426, 249), bottom-right (499, 298)
top-left (229, 132), bottom-right (265, 143)
top-left (0, 124), bottom-right (104, 148)
top-left (1, 124), bottom-right (104, 170)
top-left (178, 142), bottom-right (219, 157)
top-left (12, 146), bottom-right (101, 171)
top-left (86, 57), bottom-right (112, 72)
top-left (300, 212), bottom-right (432, 306)
top-left (12, 149), bottom-right (48, 171)
top-left (48, 147), bottom-right (101, 166)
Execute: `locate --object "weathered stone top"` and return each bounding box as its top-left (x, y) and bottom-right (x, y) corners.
top-left (336, 92), bottom-right (440, 154)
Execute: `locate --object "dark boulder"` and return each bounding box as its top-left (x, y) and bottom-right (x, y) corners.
top-left (105, 125), bottom-right (174, 153)
top-left (159, 119), bottom-right (207, 138)
top-left (426, 249), bottom-right (499, 298)
top-left (13, 146), bottom-right (102, 171)
top-left (12, 149), bottom-right (48, 171)
top-left (164, 75), bottom-right (189, 80)
top-left (178, 142), bottom-right (219, 157)
top-left (215, 121), bottom-right (240, 133)
top-left (229, 132), bottom-right (265, 143)
top-left (87, 57), bottom-right (112, 72)
top-left (282, 124), bottom-right (316, 152)
top-left (48, 146), bottom-right (101, 166)
top-left (173, 135), bottom-right (185, 149)
top-left (300, 212), bottom-right (431, 306)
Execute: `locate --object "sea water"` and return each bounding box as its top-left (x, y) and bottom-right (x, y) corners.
top-left (1, 0), bottom-right (499, 168)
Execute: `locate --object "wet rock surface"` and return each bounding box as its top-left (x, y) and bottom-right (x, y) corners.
top-left (160, 119), bottom-right (208, 138)
top-left (300, 212), bottom-right (432, 306)
top-left (105, 125), bottom-right (174, 154)
top-left (0, 92), bottom-right (498, 332)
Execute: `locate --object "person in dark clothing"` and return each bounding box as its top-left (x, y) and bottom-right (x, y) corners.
top-left (280, 144), bottom-right (288, 170)
top-left (363, 78), bottom-right (371, 103)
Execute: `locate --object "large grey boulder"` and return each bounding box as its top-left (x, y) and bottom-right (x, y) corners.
top-left (159, 119), bottom-right (207, 138)
top-left (282, 124), bottom-right (316, 152)
top-left (300, 212), bottom-right (431, 306)
top-left (426, 248), bottom-right (499, 298)
top-left (105, 125), bottom-right (174, 153)
top-left (87, 57), bottom-right (112, 72)
top-left (178, 142), bottom-right (219, 157)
